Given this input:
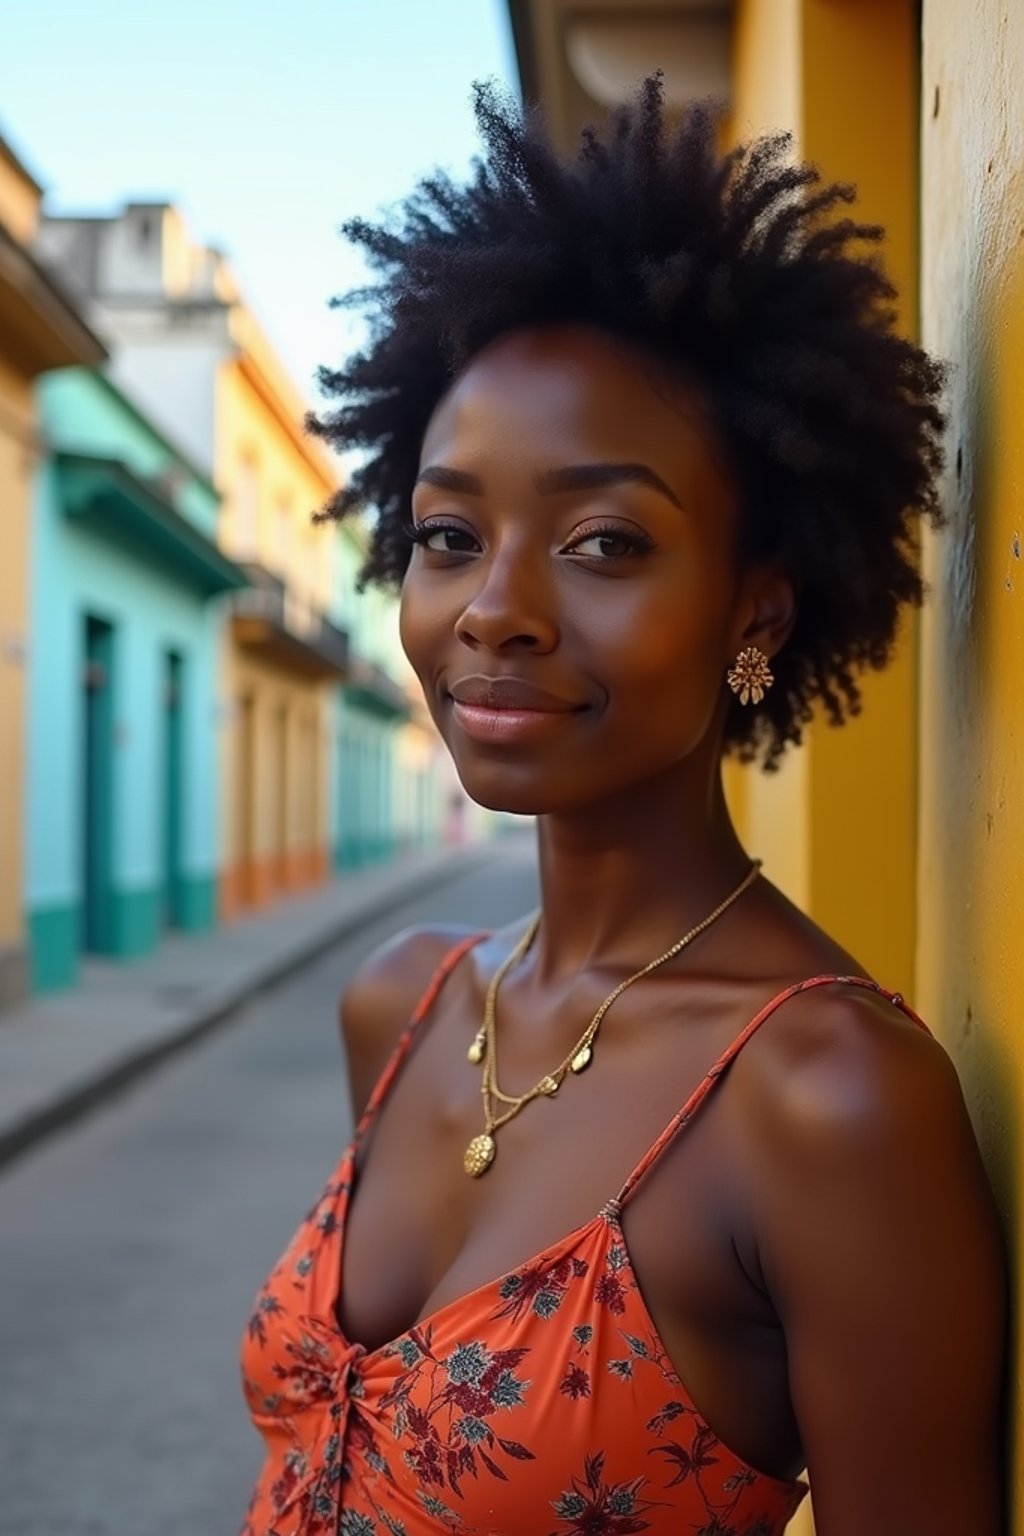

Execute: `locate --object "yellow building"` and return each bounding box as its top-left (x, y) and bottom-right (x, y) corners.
top-left (37, 204), bottom-right (346, 921)
top-left (0, 133), bottom-right (104, 1007)
top-left (213, 295), bottom-right (345, 917)
top-left (507, 2), bottom-right (1022, 1528)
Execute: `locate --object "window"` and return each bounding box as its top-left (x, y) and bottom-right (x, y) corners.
top-left (275, 495), bottom-right (293, 582)
top-left (235, 459), bottom-right (259, 559)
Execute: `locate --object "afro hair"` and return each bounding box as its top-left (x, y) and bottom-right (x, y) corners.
top-left (309, 75), bottom-right (946, 770)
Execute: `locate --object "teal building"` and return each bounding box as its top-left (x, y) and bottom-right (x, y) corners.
top-left (26, 368), bottom-right (247, 992)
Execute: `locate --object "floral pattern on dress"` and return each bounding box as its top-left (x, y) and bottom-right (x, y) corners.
top-left (375, 1324), bottom-right (536, 1498)
top-left (494, 1251), bottom-right (589, 1324)
top-left (548, 1450), bottom-right (660, 1535)
top-left (236, 946), bottom-right (933, 1534)
top-left (239, 1189), bottom-right (808, 1536)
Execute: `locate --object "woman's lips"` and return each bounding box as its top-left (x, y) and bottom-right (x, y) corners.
top-left (447, 675), bottom-right (587, 743)
top-left (450, 699), bottom-right (583, 742)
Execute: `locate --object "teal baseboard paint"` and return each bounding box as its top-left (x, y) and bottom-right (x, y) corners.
top-left (340, 837), bottom-right (363, 870)
top-left (27, 903), bottom-right (79, 993)
top-left (26, 876), bottom-right (217, 998)
top-left (176, 874), bottom-right (217, 932)
top-left (111, 885), bottom-right (160, 958)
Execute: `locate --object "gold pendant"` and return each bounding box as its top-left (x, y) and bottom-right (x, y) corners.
top-left (539, 1075), bottom-right (559, 1095)
top-left (467, 1030), bottom-right (486, 1065)
top-left (570, 1044), bottom-right (592, 1073)
top-left (464, 1133), bottom-right (496, 1177)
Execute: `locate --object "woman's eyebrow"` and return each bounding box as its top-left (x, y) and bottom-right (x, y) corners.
top-left (414, 466), bottom-right (483, 494)
top-left (414, 460), bottom-right (686, 511)
top-left (535, 462), bottom-right (686, 511)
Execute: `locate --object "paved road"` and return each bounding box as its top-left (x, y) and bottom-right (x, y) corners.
top-left (0, 837), bottom-right (538, 1536)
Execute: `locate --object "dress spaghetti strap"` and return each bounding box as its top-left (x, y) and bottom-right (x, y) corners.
top-left (614, 972), bottom-right (931, 1212)
top-left (351, 930), bottom-right (488, 1149)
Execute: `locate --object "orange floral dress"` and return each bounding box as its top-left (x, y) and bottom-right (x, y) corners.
top-left (239, 934), bottom-right (930, 1536)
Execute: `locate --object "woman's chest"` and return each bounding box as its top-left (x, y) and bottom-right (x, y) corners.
top-left (339, 994), bottom-right (734, 1334)
top-left (337, 1012), bottom-right (802, 1481)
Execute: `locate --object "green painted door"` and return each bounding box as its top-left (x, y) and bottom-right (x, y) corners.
top-left (162, 651), bottom-right (184, 927)
top-left (82, 615), bottom-right (115, 953)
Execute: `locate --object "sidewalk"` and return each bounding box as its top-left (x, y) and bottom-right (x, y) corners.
top-left (0, 841), bottom-right (493, 1171)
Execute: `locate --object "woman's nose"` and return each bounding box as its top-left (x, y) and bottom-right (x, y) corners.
top-left (453, 552), bottom-right (559, 654)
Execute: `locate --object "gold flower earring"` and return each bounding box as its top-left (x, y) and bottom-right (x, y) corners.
top-left (726, 646), bottom-right (774, 706)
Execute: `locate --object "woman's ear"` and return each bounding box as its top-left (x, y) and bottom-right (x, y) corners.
top-left (731, 566), bottom-right (798, 662)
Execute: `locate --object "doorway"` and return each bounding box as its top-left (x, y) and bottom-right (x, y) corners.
top-left (161, 650), bottom-right (184, 927)
top-left (236, 692), bottom-right (255, 906)
top-left (81, 615), bottom-right (115, 953)
top-left (275, 701), bottom-right (288, 890)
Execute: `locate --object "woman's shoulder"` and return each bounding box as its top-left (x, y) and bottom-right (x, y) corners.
top-left (339, 922), bottom-right (483, 1119)
top-left (739, 970), bottom-right (950, 1139)
top-left (725, 939), bottom-right (957, 1209)
top-left (728, 874), bottom-right (953, 1148)
top-left (344, 920), bottom-right (483, 1011)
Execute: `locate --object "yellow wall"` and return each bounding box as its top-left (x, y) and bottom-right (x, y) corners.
top-left (220, 647), bottom-right (330, 904)
top-left (215, 350), bottom-right (339, 916)
top-left (727, 0), bottom-right (919, 1001)
top-left (218, 357), bottom-right (335, 614)
top-left (729, 5), bottom-right (920, 1529)
top-left (0, 148), bottom-right (42, 980)
top-left (0, 359), bottom-right (35, 974)
top-left (918, 1), bottom-right (1024, 1521)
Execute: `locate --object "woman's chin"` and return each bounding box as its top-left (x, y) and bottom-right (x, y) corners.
top-left (458, 781), bottom-right (554, 817)
top-left (452, 761), bottom-right (574, 818)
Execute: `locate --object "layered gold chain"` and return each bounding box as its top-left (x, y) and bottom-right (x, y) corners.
top-left (462, 859), bottom-right (763, 1176)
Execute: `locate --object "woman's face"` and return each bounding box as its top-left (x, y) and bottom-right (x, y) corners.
top-left (400, 325), bottom-right (761, 815)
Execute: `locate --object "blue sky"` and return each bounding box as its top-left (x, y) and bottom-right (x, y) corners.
top-left (0, 0), bottom-right (517, 401)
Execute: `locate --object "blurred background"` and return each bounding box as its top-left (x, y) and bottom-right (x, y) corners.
top-left (1, 2), bottom-right (1022, 1533)
top-left (0, 0), bottom-right (518, 1003)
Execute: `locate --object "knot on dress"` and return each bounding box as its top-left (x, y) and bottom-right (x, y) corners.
top-left (257, 1326), bottom-right (367, 1536)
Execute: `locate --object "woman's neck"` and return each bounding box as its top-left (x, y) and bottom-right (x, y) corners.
top-left (529, 757), bottom-right (752, 984)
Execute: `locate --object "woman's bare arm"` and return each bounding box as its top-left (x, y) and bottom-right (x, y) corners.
top-left (750, 990), bottom-right (1006, 1534)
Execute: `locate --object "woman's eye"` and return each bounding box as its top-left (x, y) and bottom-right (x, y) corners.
top-left (412, 523), bottom-right (478, 553)
top-left (566, 529), bottom-right (652, 560)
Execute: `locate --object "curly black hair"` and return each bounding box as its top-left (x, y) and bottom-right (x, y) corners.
top-left (309, 75), bottom-right (946, 770)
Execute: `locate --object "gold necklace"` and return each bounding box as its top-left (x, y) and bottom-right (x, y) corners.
top-left (462, 859), bottom-right (763, 1176)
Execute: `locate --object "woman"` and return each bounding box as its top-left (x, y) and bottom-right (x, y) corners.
top-left (240, 79), bottom-right (1005, 1535)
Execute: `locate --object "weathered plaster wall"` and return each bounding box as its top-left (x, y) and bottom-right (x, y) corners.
top-left (918, 3), bottom-right (1024, 1520)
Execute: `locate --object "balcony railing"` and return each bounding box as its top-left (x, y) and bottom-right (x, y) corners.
top-left (346, 653), bottom-right (412, 718)
top-left (232, 561), bottom-right (349, 677)
top-left (235, 560), bottom-right (286, 613)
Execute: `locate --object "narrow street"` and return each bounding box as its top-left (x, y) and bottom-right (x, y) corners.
top-left (0, 838), bottom-right (538, 1536)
